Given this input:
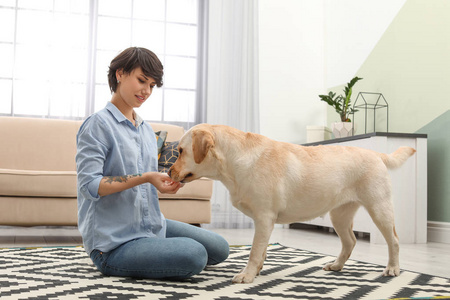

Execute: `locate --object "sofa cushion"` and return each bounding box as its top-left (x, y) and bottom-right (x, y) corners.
top-left (0, 169), bottom-right (212, 201)
top-left (0, 168), bottom-right (77, 197)
top-left (158, 177), bottom-right (212, 201)
top-left (0, 117), bottom-right (82, 172)
top-left (158, 141), bottom-right (179, 173)
top-left (1, 167), bottom-right (212, 201)
top-left (155, 130), bottom-right (168, 159)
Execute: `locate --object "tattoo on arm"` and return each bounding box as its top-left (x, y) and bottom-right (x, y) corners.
top-left (103, 174), bottom-right (142, 184)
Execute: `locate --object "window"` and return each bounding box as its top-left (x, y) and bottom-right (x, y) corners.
top-left (0, 0), bottom-right (205, 128)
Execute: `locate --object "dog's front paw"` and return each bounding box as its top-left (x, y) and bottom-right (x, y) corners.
top-left (382, 265), bottom-right (400, 276)
top-left (232, 271), bottom-right (256, 284)
top-left (323, 262), bottom-right (343, 272)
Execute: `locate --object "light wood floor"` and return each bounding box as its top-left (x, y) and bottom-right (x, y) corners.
top-left (1, 225), bottom-right (448, 278)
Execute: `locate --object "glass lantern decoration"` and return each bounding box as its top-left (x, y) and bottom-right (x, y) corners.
top-left (351, 92), bottom-right (389, 134)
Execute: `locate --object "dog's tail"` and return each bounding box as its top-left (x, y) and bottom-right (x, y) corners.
top-left (379, 147), bottom-right (416, 169)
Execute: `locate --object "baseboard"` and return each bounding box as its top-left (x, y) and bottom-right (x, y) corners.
top-left (427, 221), bottom-right (450, 244)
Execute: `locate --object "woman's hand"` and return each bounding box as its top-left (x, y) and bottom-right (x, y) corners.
top-left (98, 172), bottom-right (184, 197)
top-left (147, 172), bottom-right (184, 194)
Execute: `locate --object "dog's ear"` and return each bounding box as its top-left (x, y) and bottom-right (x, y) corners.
top-left (192, 129), bottom-right (214, 164)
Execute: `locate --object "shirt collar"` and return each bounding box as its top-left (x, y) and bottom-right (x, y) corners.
top-left (106, 102), bottom-right (144, 127)
top-left (106, 102), bottom-right (127, 123)
top-left (134, 113), bottom-right (144, 127)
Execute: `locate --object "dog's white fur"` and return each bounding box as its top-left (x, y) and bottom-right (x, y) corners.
top-left (169, 124), bottom-right (416, 283)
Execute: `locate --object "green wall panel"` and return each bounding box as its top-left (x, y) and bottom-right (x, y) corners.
top-left (417, 110), bottom-right (450, 223)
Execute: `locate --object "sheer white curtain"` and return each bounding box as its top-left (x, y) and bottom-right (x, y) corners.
top-left (204, 0), bottom-right (260, 229)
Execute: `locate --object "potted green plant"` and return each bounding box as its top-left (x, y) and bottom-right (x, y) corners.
top-left (319, 76), bottom-right (363, 137)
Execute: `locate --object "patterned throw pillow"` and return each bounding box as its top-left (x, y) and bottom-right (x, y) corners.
top-left (158, 141), bottom-right (179, 173)
top-left (155, 131), bottom-right (168, 159)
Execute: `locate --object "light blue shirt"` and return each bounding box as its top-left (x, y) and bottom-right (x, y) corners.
top-left (76, 102), bottom-right (166, 255)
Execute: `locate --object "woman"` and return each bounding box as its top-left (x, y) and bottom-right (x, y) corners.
top-left (76, 47), bottom-right (229, 280)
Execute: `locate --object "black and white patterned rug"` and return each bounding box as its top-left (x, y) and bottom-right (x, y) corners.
top-left (1, 243), bottom-right (449, 300)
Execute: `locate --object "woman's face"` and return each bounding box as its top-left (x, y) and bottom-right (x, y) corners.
top-left (116, 67), bottom-right (156, 108)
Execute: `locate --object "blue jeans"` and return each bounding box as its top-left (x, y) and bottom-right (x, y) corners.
top-left (89, 220), bottom-right (229, 280)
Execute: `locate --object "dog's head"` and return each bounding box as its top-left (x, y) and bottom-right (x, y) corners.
top-left (168, 124), bottom-right (219, 183)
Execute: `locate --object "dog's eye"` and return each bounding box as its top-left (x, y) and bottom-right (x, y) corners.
top-left (179, 148), bottom-right (183, 154)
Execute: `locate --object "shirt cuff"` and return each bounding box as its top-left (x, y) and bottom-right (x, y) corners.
top-left (84, 177), bottom-right (102, 201)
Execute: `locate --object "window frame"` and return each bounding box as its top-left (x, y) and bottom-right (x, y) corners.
top-left (0, 0), bottom-right (206, 129)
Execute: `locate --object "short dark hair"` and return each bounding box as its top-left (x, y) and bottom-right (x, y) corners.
top-left (108, 47), bottom-right (164, 93)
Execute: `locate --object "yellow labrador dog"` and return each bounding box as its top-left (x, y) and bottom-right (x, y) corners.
top-left (168, 124), bottom-right (415, 283)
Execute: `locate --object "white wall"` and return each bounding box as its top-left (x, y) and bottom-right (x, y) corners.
top-left (258, 0), bottom-right (406, 141)
top-left (258, 0), bottom-right (326, 144)
top-left (324, 0), bottom-right (406, 89)
top-left (324, 0), bottom-right (450, 134)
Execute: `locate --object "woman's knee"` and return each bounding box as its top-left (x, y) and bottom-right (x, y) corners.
top-left (175, 238), bottom-right (208, 276)
top-left (207, 235), bottom-right (230, 265)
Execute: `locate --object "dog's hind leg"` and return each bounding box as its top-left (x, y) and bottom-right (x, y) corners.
top-left (365, 199), bottom-right (400, 276)
top-left (323, 201), bottom-right (361, 272)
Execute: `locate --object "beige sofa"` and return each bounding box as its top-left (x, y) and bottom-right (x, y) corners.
top-left (0, 117), bottom-right (212, 226)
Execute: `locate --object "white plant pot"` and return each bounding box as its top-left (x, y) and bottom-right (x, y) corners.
top-left (331, 122), bottom-right (356, 138)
